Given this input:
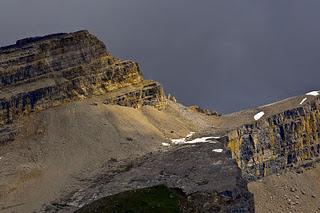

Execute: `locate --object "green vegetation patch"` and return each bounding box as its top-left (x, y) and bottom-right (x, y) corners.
top-left (75, 185), bottom-right (182, 213)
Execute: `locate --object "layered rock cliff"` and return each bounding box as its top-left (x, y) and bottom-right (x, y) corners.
top-left (0, 31), bottom-right (166, 144)
top-left (0, 30), bottom-right (165, 126)
top-left (225, 95), bottom-right (320, 180)
top-left (2, 30), bottom-right (320, 213)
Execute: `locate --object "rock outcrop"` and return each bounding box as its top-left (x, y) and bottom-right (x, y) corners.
top-left (46, 142), bottom-right (254, 213)
top-left (226, 95), bottom-right (320, 180)
top-left (103, 80), bottom-right (165, 109)
top-left (0, 31), bottom-right (166, 142)
top-left (188, 105), bottom-right (220, 116)
top-left (4, 30), bottom-right (320, 212)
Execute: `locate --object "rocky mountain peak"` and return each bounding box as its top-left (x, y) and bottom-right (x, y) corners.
top-left (0, 30), bottom-right (166, 127)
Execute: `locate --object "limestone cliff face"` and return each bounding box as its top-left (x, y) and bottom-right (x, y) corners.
top-left (227, 96), bottom-right (320, 180)
top-left (0, 31), bottom-right (166, 126)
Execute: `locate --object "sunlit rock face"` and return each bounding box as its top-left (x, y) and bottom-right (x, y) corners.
top-left (0, 31), bottom-right (166, 145)
top-left (227, 97), bottom-right (320, 180)
top-left (0, 30), bottom-right (166, 126)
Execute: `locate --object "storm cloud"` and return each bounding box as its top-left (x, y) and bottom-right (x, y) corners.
top-left (1, 0), bottom-right (320, 113)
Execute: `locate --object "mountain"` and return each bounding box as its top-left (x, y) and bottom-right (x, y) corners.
top-left (0, 31), bottom-right (319, 213)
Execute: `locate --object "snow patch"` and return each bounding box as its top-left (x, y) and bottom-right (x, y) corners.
top-left (170, 132), bottom-right (218, 145)
top-left (211, 136), bottom-right (221, 139)
top-left (254, 111), bottom-right (265, 121)
top-left (171, 138), bottom-right (186, 144)
top-left (300, 97), bottom-right (307, 105)
top-left (306, 91), bottom-right (320, 96)
top-left (186, 132), bottom-right (195, 138)
top-left (171, 136), bottom-right (218, 145)
top-left (185, 137), bottom-right (217, 144)
top-left (162, 143), bottom-right (171, 147)
top-left (212, 149), bottom-right (223, 153)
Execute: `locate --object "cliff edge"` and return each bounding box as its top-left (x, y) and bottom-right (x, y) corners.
top-left (0, 30), bottom-right (165, 126)
top-left (2, 31), bottom-right (319, 213)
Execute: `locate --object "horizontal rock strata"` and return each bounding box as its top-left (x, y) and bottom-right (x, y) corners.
top-left (0, 31), bottom-right (166, 127)
top-left (227, 96), bottom-right (320, 180)
top-left (103, 80), bottom-right (165, 109)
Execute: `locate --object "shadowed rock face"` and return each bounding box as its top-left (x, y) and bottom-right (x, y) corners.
top-left (227, 96), bottom-right (320, 180)
top-left (48, 143), bottom-right (254, 213)
top-left (0, 31), bottom-right (166, 143)
top-left (75, 185), bottom-right (183, 213)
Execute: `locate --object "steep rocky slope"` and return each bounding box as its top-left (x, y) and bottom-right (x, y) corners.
top-left (0, 31), bottom-right (227, 213)
top-left (72, 143), bottom-right (254, 213)
top-left (0, 30), bottom-right (165, 144)
top-left (1, 31), bottom-right (320, 213)
top-left (0, 100), bottom-right (214, 213)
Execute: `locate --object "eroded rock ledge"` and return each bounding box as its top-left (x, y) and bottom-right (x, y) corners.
top-left (0, 31), bottom-right (166, 141)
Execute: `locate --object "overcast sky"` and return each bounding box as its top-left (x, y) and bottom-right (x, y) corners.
top-left (1, 0), bottom-right (320, 113)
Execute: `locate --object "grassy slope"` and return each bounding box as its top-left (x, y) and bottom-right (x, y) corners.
top-left (75, 185), bottom-right (182, 213)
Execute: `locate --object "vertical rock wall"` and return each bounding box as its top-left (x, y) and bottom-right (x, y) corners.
top-left (227, 98), bottom-right (320, 180)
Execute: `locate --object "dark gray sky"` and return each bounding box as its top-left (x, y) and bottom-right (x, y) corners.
top-left (1, 0), bottom-right (320, 113)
